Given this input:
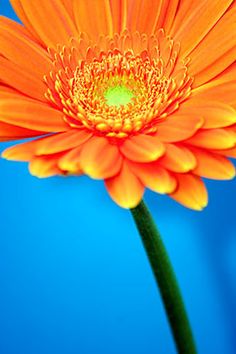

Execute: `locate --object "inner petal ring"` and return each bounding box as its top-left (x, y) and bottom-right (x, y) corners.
top-left (45, 30), bottom-right (193, 140)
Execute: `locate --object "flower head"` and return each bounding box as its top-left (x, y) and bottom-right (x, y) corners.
top-left (0, 0), bottom-right (235, 209)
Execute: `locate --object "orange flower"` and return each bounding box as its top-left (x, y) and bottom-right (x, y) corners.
top-left (0, 0), bottom-right (235, 210)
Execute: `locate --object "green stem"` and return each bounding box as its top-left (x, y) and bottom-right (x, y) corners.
top-left (130, 200), bottom-right (197, 354)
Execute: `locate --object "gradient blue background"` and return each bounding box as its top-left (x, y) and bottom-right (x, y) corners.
top-left (0, 1), bottom-right (236, 353)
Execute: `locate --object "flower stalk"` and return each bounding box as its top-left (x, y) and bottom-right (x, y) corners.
top-left (130, 200), bottom-right (197, 354)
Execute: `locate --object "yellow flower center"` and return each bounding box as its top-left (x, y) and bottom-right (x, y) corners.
top-left (45, 30), bottom-right (193, 140)
top-left (104, 85), bottom-right (134, 107)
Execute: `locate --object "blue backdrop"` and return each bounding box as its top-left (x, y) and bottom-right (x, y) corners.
top-left (0, 2), bottom-right (235, 353)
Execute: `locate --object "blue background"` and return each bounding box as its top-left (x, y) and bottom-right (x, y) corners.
top-left (0, 1), bottom-right (236, 353)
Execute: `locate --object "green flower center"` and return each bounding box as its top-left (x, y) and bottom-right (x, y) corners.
top-left (104, 85), bottom-right (134, 107)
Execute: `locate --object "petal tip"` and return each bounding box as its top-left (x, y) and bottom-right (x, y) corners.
top-left (1, 148), bottom-right (15, 161)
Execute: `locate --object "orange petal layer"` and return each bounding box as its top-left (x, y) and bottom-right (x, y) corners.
top-left (9, 1), bottom-right (46, 44)
top-left (120, 134), bottom-right (165, 162)
top-left (159, 0), bottom-right (180, 34)
top-left (0, 56), bottom-right (47, 102)
top-left (0, 121), bottom-right (43, 141)
top-left (173, 0), bottom-right (233, 57)
top-left (29, 155), bottom-right (63, 178)
top-left (186, 129), bottom-right (236, 150)
top-left (189, 6), bottom-right (236, 86)
top-left (0, 17), bottom-right (51, 77)
top-left (105, 162), bottom-right (144, 209)
top-left (127, 0), bottom-right (166, 35)
top-left (74, 0), bottom-right (114, 40)
top-left (0, 15), bottom-right (35, 39)
top-left (79, 137), bottom-right (122, 179)
top-left (61, 0), bottom-right (74, 20)
top-left (170, 174), bottom-right (208, 211)
top-left (193, 47), bottom-right (236, 88)
top-left (35, 130), bottom-right (92, 155)
top-left (58, 147), bottom-right (83, 173)
top-left (157, 116), bottom-right (203, 142)
top-left (129, 161), bottom-right (177, 194)
top-left (192, 81), bottom-right (236, 109)
top-left (214, 147), bottom-right (236, 159)
top-left (190, 147), bottom-right (236, 180)
top-left (10, 0), bottom-right (78, 48)
top-left (109, 0), bottom-right (127, 34)
top-left (178, 99), bottom-right (236, 129)
top-left (159, 144), bottom-right (197, 172)
top-left (0, 98), bottom-right (68, 132)
top-left (2, 139), bottom-right (40, 161)
top-left (170, 0), bottom-right (199, 36)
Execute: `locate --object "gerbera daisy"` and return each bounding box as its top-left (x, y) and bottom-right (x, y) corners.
top-left (0, 0), bottom-right (235, 210)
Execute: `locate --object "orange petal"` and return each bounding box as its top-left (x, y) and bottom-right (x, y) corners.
top-left (170, 174), bottom-right (208, 211)
top-left (61, 0), bottom-right (74, 20)
top-left (193, 47), bottom-right (236, 88)
top-left (157, 115), bottom-right (204, 142)
top-left (208, 61), bottom-right (236, 83)
top-left (128, 161), bottom-right (177, 194)
top-left (192, 80), bottom-right (236, 108)
top-left (224, 125), bottom-right (236, 139)
top-left (173, 0), bottom-right (233, 56)
top-left (178, 99), bottom-right (236, 129)
top-left (190, 147), bottom-right (235, 180)
top-left (0, 15), bottom-right (35, 39)
top-left (160, 0), bottom-right (180, 34)
top-left (214, 147), bottom-right (236, 159)
top-left (105, 162), bottom-right (144, 209)
top-left (10, 0), bottom-right (78, 48)
top-left (120, 134), bottom-right (165, 162)
top-left (29, 155), bottom-right (63, 178)
top-left (74, 0), bottom-right (114, 40)
top-left (109, 0), bottom-right (127, 34)
top-left (2, 139), bottom-right (40, 161)
top-left (186, 129), bottom-right (236, 150)
top-left (58, 147), bottom-right (83, 173)
top-left (79, 136), bottom-right (122, 179)
top-left (0, 17), bottom-right (51, 78)
top-left (0, 121), bottom-right (43, 141)
top-left (35, 130), bottom-right (92, 155)
top-left (3, 130), bottom-right (90, 164)
top-left (192, 61), bottom-right (236, 94)
top-left (0, 98), bottom-right (68, 132)
top-left (128, 0), bottom-right (166, 35)
top-left (189, 6), bottom-right (236, 86)
top-left (0, 86), bottom-right (20, 97)
top-left (9, 1), bottom-right (46, 44)
top-left (0, 56), bottom-right (47, 102)
top-left (159, 144), bottom-right (197, 172)
top-left (170, 0), bottom-right (199, 36)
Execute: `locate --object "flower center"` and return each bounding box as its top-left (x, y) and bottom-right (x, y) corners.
top-left (45, 30), bottom-right (193, 140)
top-left (104, 85), bottom-right (134, 107)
